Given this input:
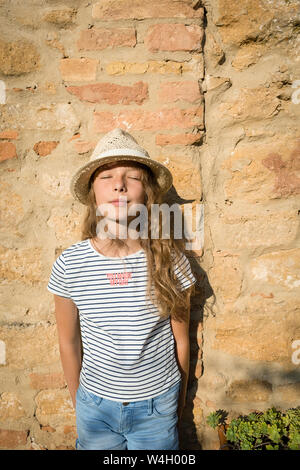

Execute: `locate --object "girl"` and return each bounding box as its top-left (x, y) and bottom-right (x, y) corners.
top-left (47, 128), bottom-right (196, 450)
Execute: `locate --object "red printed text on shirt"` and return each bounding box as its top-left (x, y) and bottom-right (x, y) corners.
top-left (106, 272), bottom-right (132, 286)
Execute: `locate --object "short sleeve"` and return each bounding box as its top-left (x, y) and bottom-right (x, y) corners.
top-left (173, 251), bottom-right (196, 291)
top-left (47, 253), bottom-right (71, 299)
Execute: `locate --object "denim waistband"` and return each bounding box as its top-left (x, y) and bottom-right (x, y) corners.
top-left (79, 380), bottom-right (181, 411)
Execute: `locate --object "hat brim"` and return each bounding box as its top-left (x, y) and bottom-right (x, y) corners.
top-left (70, 154), bottom-right (173, 205)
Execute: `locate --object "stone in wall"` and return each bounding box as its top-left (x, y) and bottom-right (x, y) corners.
top-left (210, 209), bottom-right (299, 252)
top-left (0, 39), bottom-right (40, 75)
top-left (156, 153), bottom-right (202, 200)
top-left (0, 392), bottom-right (26, 421)
top-left (0, 182), bottom-right (24, 231)
top-left (35, 389), bottom-right (75, 429)
top-left (0, 324), bottom-right (59, 369)
top-left (40, 172), bottom-right (74, 201)
top-left (222, 135), bottom-right (300, 202)
top-left (211, 295), bottom-right (300, 363)
top-left (47, 206), bottom-right (84, 244)
top-left (226, 379), bottom-right (273, 404)
top-left (42, 8), bottom-right (77, 27)
top-left (208, 252), bottom-right (243, 303)
top-left (0, 246), bottom-right (43, 284)
top-left (250, 248), bottom-right (300, 291)
top-left (0, 103), bottom-right (80, 132)
top-left (106, 58), bottom-right (204, 76)
top-left (219, 86), bottom-right (281, 123)
top-left (92, 0), bottom-right (204, 20)
top-left (213, 0), bottom-right (300, 48)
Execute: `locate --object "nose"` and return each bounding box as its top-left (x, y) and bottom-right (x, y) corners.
top-left (113, 174), bottom-right (126, 192)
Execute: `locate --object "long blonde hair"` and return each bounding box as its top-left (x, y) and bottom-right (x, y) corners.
top-left (81, 162), bottom-right (196, 321)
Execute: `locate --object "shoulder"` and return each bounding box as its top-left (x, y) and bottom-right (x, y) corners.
top-left (171, 248), bottom-right (189, 266)
top-left (171, 248), bottom-right (196, 289)
top-left (57, 239), bottom-right (90, 263)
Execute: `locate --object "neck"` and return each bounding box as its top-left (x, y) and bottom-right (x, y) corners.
top-left (93, 218), bottom-right (142, 256)
top-left (100, 218), bottom-right (140, 240)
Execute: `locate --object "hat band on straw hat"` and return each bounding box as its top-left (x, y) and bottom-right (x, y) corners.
top-left (94, 148), bottom-right (149, 159)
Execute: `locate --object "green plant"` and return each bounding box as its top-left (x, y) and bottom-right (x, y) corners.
top-left (207, 406), bottom-right (300, 450)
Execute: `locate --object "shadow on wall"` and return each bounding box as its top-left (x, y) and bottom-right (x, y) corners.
top-left (179, 262), bottom-right (215, 451)
top-left (210, 359), bottom-right (300, 413)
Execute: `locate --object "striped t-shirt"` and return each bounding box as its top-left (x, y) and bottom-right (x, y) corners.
top-left (47, 238), bottom-right (196, 402)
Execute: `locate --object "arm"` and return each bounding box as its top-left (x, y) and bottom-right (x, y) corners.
top-left (170, 293), bottom-right (191, 422)
top-left (54, 295), bottom-right (82, 408)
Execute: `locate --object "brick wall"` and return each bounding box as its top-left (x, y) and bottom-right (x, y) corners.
top-left (0, 0), bottom-right (299, 450)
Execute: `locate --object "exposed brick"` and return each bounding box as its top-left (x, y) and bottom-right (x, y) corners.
top-left (77, 28), bottom-right (136, 51)
top-left (29, 373), bottom-right (66, 390)
top-left (0, 429), bottom-right (28, 449)
top-left (92, 0), bottom-right (204, 20)
top-left (156, 132), bottom-right (204, 146)
top-left (93, 106), bottom-right (204, 132)
top-left (60, 58), bottom-right (99, 82)
top-left (63, 425), bottom-right (76, 435)
top-left (69, 133), bottom-right (81, 142)
top-left (145, 24), bottom-right (204, 52)
top-left (0, 141), bottom-right (17, 162)
top-left (66, 81), bottom-right (148, 105)
top-left (73, 140), bottom-right (96, 154)
top-left (33, 141), bottom-right (59, 156)
top-left (0, 130), bottom-right (18, 139)
top-left (158, 80), bottom-right (202, 103)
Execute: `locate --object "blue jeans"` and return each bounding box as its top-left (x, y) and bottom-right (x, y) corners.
top-left (75, 381), bottom-right (181, 450)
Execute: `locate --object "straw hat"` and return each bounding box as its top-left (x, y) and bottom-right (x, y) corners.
top-left (70, 128), bottom-right (173, 205)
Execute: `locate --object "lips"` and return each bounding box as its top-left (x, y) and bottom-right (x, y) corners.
top-left (110, 199), bottom-right (129, 206)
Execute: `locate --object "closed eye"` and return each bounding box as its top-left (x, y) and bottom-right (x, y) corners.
top-left (98, 174), bottom-right (141, 180)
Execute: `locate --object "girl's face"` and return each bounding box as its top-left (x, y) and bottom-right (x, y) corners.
top-left (92, 162), bottom-right (146, 221)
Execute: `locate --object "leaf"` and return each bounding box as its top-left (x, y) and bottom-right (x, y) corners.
top-left (267, 424), bottom-right (281, 443)
top-left (206, 411), bottom-right (223, 429)
top-left (217, 406), bottom-right (300, 450)
top-left (266, 444), bottom-right (279, 450)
